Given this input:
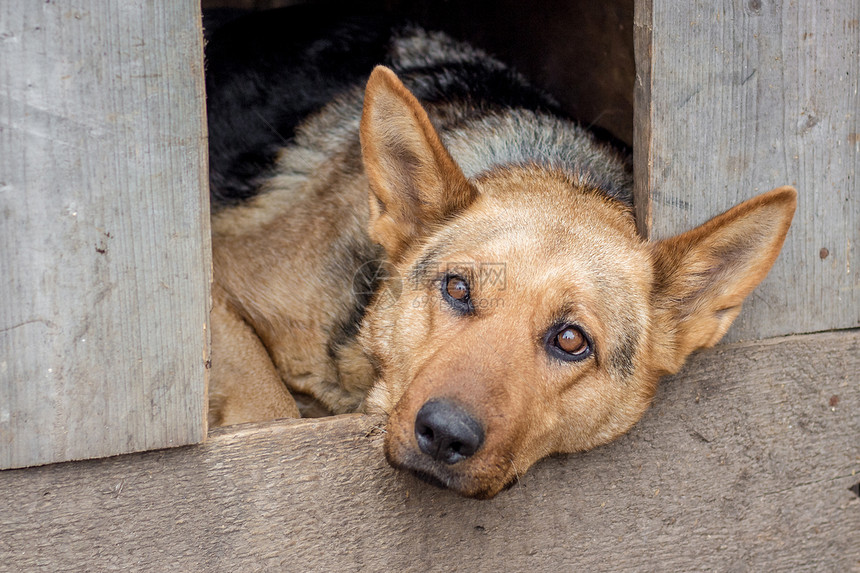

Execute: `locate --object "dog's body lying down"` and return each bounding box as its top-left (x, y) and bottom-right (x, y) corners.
top-left (206, 9), bottom-right (796, 498)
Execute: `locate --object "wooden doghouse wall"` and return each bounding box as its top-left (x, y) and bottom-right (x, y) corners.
top-left (1, 0), bottom-right (858, 570)
top-left (635, 0), bottom-right (859, 342)
top-left (0, 2), bottom-right (210, 469)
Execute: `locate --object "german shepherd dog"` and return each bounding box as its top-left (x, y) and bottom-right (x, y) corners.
top-left (205, 8), bottom-right (796, 499)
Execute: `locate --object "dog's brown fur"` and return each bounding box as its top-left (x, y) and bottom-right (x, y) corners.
top-left (209, 65), bottom-right (796, 498)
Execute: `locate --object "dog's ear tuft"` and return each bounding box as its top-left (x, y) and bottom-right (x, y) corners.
top-left (650, 186), bottom-right (797, 373)
top-left (360, 66), bottom-right (477, 261)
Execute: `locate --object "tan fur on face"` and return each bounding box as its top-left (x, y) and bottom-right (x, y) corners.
top-left (361, 167), bottom-right (658, 497)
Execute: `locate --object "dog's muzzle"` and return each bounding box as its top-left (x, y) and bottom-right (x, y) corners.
top-left (385, 396), bottom-right (514, 498)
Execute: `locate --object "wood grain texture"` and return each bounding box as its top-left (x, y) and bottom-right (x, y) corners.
top-left (0, 2), bottom-right (210, 469)
top-left (633, 0), bottom-right (653, 236)
top-left (638, 0), bottom-right (860, 342)
top-left (1, 330), bottom-right (857, 572)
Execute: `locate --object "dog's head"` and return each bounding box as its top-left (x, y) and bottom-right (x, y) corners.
top-left (358, 66), bottom-right (796, 498)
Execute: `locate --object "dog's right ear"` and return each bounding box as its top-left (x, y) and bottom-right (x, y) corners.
top-left (360, 66), bottom-right (477, 261)
top-left (650, 186), bottom-right (797, 374)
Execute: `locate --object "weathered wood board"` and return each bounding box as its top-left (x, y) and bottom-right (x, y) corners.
top-left (0, 2), bottom-right (210, 469)
top-left (1, 330), bottom-right (857, 571)
top-left (636, 0), bottom-right (860, 342)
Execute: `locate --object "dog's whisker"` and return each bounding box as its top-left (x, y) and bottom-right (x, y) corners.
top-left (508, 455), bottom-right (522, 490)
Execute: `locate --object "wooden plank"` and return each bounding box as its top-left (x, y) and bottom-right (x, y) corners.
top-left (1, 330), bottom-right (857, 571)
top-left (637, 0), bottom-right (860, 341)
top-left (0, 2), bottom-right (210, 469)
top-left (633, 0), bottom-right (653, 234)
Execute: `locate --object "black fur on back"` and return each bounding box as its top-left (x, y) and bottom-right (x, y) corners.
top-left (205, 6), bottom-right (394, 207)
top-left (391, 59), bottom-right (562, 118)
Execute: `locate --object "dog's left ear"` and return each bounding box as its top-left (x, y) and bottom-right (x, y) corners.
top-left (360, 66), bottom-right (477, 261)
top-left (650, 186), bottom-right (797, 373)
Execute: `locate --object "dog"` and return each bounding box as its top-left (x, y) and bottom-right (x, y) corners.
top-left (204, 8), bottom-right (796, 499)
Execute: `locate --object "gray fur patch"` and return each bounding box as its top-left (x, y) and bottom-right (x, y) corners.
top-left (609, 327), bottom-right (639, 379)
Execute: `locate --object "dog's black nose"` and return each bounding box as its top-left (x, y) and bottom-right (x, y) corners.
top-left (414, 400), bottom-right (484, 465)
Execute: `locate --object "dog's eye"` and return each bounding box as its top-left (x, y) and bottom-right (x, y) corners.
top-left (446, 276), bottom-right (469, 301)
top-left (441, 274), bottom-right (472, 313)
top-left (546, 324), bottom-right (592, 362)
top-left (556, 327), bottom-right (587, 354)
